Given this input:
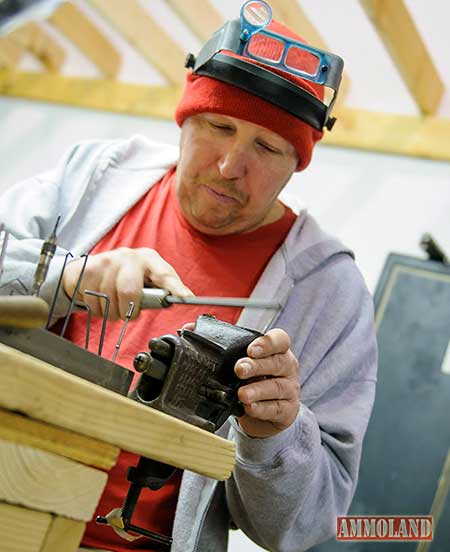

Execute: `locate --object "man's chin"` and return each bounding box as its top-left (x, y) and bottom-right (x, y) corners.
top-left (184, 209), bottom-right (239, 234)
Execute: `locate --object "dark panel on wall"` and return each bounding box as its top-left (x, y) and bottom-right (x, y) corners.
top-left (314, 253), bottom-right (450, 552)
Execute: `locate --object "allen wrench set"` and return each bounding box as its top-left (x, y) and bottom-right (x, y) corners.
top-left (0, 219), bottom-right (135, 375)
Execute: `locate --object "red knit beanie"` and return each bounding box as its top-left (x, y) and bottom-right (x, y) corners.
top-left (175, 20), bottom-right (324, 171)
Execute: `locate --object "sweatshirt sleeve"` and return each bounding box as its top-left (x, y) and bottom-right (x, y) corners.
top-left (225, 257), bottom-right (378, 552)
top-left (0, 142), bottom-right (103, 318)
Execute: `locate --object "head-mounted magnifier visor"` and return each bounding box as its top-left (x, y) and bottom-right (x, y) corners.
top-left (185, 0), bottom-right (344, 131)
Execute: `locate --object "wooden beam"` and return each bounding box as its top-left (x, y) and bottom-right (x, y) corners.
top-left (87, 0), bottom-right (186, 85)
top-left (48, 2), bottom-right (121, 78)
top-left (0, 502), bottom-right (52, 552)
top-left (360, 0), bottom-right (444, 115)
top-left (0, 296), bottom-right (49, 329)
top-left (0, 409), bottom-right (119, 470)
top-left (268, 0), bottom-right (350, 106)
top-left (166, 0), bottom-right (224, 42)
top-left (0, 70), bottom-right (181, 119)
top-left (8, 22), bottom-right (65, 72)
top-left (323, 107), bottom-right (450, 162)
top-left (0, 36), bottom-right (24, 68)
top-left (40, 516), bottom-right (85, 552)
top-left (0, 343), bottom-right (236, 481)
top-left (0, 441), bottom-right (107, 521)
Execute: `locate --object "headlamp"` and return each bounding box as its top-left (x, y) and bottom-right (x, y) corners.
top-left (185, 0), bottom-right (344, 131)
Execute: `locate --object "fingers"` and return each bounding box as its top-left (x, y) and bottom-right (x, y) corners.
top-left (234, 329), bottom-right (300, 437)
top-left (115, 264), bottom-right (144, 320)
top-left (241, 399), bottom-right (297, 424)
top-left (236, 350), bottom-right (298, 380)
top-left (236, 371), bottom-right (300, 431)
top-left (62, 247), bottom-right (193, 321)
top-left (238, 376), bottom-right (298, 404)
top-left (247, 328), bottom-right (291, 359)
top-left (139, 248), bottom-right (194, 298)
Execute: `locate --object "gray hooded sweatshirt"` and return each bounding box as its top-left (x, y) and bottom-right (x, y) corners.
top-left (0, 136), bottom-right (377, 552)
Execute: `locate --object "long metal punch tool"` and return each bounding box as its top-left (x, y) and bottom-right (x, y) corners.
top-left (140, 288), bottom-right (282, 310)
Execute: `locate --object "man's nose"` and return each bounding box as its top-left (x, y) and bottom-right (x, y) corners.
top-left (217, 145), bottom-right (247, 180)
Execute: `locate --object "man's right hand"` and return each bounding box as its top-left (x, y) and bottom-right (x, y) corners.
top-left (62, 247), bottom-right (193, 320)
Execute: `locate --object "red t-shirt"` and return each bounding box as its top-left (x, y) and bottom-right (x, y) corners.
top-left (66, 168), bottom-right (296, 551)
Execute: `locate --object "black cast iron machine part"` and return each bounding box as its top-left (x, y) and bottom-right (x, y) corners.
top-left (96, 314), bottom-right (262, 546)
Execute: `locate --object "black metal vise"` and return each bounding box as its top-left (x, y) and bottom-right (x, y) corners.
top-left (130, 314), bottom-right (262, 432)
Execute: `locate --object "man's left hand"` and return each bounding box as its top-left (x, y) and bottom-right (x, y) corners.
top-left (235, 329), bottom-right (300, 438)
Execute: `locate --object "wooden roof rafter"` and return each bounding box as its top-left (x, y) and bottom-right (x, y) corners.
top-left (360, 0), bottom-right (445, 116)
top-left (86, 0), bottom-right (187, 86)
top-left (5, 22), bottom-right (65, 72)
top-left (166, 0), bottom-right (224, 43)
top-left (0, 69), bottom-right (181, 119)
top-left (48, 1), bottom-right (121, 78)
top-left (0, 35), bottom-right (24, 68)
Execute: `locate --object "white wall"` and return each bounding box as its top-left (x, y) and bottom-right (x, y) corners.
top-left (0, 97), bottom-right (449, 552)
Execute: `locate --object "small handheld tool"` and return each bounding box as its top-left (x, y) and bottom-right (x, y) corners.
top-left (31, 216), bottom-right (60, 296)
top-left (141, 288), bottom-right (281, 310)
top-left (112, 301), bottom-right (135, 363)
top-left (0, 223), bottom-right (9, 282)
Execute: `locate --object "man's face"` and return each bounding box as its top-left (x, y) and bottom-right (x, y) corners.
top-left (176, 113), bottom-right (298, 235)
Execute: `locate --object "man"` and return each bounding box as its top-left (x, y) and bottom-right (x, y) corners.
top-left (0, 4), bottom-right (377, 552)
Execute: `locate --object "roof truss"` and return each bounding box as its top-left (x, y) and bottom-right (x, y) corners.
top-left (360, 0), bottom-right (444, 115)
top-left (87, 0), bottom-right (186, 85)
top-left (48, 2), bottom-right (121, 78)
top-left (0, 0), bottom-right (447, 163)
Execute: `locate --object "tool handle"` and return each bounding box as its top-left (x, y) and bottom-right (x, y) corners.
top-left (0, 296), bottom-right (49, 328)
top-left (140, 289), bottom-right (171, 309)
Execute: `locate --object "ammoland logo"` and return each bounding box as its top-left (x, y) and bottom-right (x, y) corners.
top-left (336, 516), bottom-right (433, 541)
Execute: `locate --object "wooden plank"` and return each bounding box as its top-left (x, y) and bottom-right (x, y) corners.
top-left (40, 516), bottom-right (85, 552)
top-left (0, 408), bottom-right (119, 470)
top-left (9, 22), bottom-right (65, 72)
top-left (0, 69), bottom-right (181, 118)
top-left (0, 502), bottom-right (52, 552)
top-left (49, 2), bottom-right (121, 78)
top-left (0, 36), bottom-right (24, 68)
top-left (268, 0), bottom-right (350, 105)
top-left (0, 343), bottom-right (236, 480)
top-left (323, 107), bottom-right (450, 162)
top-left (0, 296), bottom-right (49, 328)
top-left (87, 0), bottom-right (186, 85)
top-left (360, 0), bottom-right (444, 115)
top-left (166, 0), bottom-right (224, 42)
top-left (0, 441), bottom-right (107, 521)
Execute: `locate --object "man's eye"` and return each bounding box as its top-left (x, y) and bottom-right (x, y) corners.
top-left (258, 141), bottom-right (280, 154)
top-left (209, 122), bottom-right (232, 131)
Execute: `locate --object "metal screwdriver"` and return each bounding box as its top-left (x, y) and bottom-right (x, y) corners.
top-left (31, 216), bottom-right (61, 296)
top-left (140, 288), bottom-right (281, 310)
top-left (0, 223), bottom-right (9, 282)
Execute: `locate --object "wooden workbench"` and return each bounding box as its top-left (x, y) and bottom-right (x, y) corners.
top-left (0, 341), bottom-right (236, 552)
